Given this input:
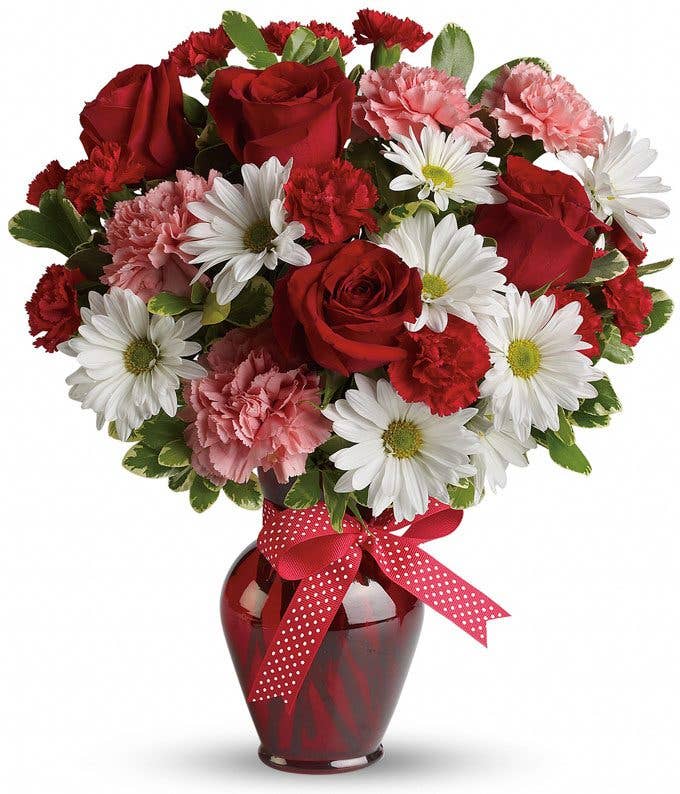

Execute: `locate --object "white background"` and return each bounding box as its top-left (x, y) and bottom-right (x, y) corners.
top-left (1, 1), bottom-right (679, 791)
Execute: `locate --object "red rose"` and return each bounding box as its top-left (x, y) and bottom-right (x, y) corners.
top-left (608, 222), bottom-right (647, 268)
top-left (168, 27), bottom-right (234, 77)
top-left (262, 21), bottom-right (355, 56)
top-left (284, 158), bottom-right (378, 243)
top-left (547, 288), bottom-right (602, 358)
top-left (388, 318), bottom-right (490, 415)
top-left (474, 156), bottom-right (609, 292)
top-left (208, 58), bottom-right (355, 168)
top-left (603, 267), bottom-right (653, 347)
top-left (352, 9), bottom-right (432, 51)
top-left (26, 265), bottom-right (84, 352)
top-left (272, 240), bottom-right (422, 374)
top-left (26, 160), bottom-right (67, 206)
top-left (64, 143), bottom-right (144, 214)
top-left (80, 61), bottom-right (195, 179)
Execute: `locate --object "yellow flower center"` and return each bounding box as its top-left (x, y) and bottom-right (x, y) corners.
top-left (421, 164), bottom-right (455, 189)
top-left (124, 339), bottom-right (158, 375)
top-left (507, 339), bottom-right (542, 379)
top-left (421, 272), bottom-right (449, 301)
top-left (243, 219), bottom-right (276, 253)
top-left (383, 420), bottom-right (423, 459)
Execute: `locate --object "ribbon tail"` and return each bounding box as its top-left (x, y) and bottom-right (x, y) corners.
top-left (368, 536), bottom-right (509, 647)
top-left (247, 549), bottom-right (362, 709)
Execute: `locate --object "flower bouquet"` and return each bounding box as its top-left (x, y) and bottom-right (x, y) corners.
top-left (11, 7), bottom-right (673, 775)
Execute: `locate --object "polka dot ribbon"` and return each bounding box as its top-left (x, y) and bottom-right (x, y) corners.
top-left (248, 499), bottom-right (509, 708)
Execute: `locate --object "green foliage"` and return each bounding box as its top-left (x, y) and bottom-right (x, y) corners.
top-left (600, 323), bottom-right (634, 364)
top-left (282, 27), bottom-right (318, 61)
top-left (222, 11), bottom-right (271, 59)
top-left (508, 135), bottom-right (545, 162)
top-left (448, 478), bottom-right (477, 509)
top-left (122, 443), bottom-right (173, 478)
top-left (284, 470), bottom-right (322, 509)
top-left (637, 258), bottom-right (673, 277)
top-left (546, 435), bottom-right (591, 474)
top-left (346, 139), bottom-right (413, 210)
top-left (247, 51), bottom-right (278, 68)
top-left (431, 23), bottom-right (474, 84)
top-left (322, 470), bottom-right (350, 532)
top-left (223, 476), bottom-right (263, 510)
top-left (202, 291), bottom-right (231, 325)
top-left (321, 370), bottom-right (348, 409)
top-left (157, 439), bottom-right (192, 468)
top-left (228, 276), bottom-right (273, 327)
top-left (9, 186), bottom-right (91, 256)
top-left (183, 94), bottom-right (208, 127)
top-left (371, 41), bottom-right (401, 69)
top-left (190, 476), bottom-right (221, 512)
top-left (148, 292), bottom-right (193, 317)
top-left (644, 288), bottom-right (673, 335)
top-left (381, 200), bottom-right (438, 233)
top-left (65, 243), bottom-right (111, 281)
top-left (168, 467), bottom-right (196, 492)
top-left (573, 249), bottom-right (629, 284)
top-left (572, 376), bottom-right (621, 429)
top-left (469, 57), bottom-right (551, 104)
top-left (134, 412), bottom-right (185, 450)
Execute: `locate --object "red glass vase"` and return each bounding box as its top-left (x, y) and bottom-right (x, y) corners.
top-left (220, 500), bottom-right (424, 774)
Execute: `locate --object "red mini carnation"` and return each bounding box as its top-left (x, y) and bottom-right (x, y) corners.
top-left (547, 288), bottom-right (602, 358)
top-left (169, 27), bottom-right (234, 77)
top-left (603, 267), bottom-right (653, 347)
top-left (26, 264), bottom-right (84, 352)
top-left (262, 20), bottom-right (354, 55)
top-left (388, 318), bottom-right (490, 416)
top-left (64, 142), bottom-right (145, 214)
top-left (26, 160), bottom-right (67, 206)
top-left (353, 9), bottom-right (432, 51)
top-left (284, 159), bottom-right (378, 244)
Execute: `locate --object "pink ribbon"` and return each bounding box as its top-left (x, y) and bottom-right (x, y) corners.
top-left (248, 498), bottom-right (509, 707)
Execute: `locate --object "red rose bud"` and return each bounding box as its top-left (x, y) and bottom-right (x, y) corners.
top-left (284, 158), bottom-right (378, 244)
top-left (26, 265), bottom-right (84, 353)
top-left (26, 160), bottom-right (67, 206)
top-left (208, 59), bottom-right (355, 168)
top-left (80, 60), bottom-right (195, 179)
top-left (603, 268), bottom-right (653, 347)
top-left (389, 318), bottom-right (490, 416)
top-left (272, 240), bottom-right (422, 375)
top-left (474, 156), bottom-right (610, 293)
top-left (352, 9), bottom-right (432, 51)
top-left (547, 288), bottom-right (603, 358)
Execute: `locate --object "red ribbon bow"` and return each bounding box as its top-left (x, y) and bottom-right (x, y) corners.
top-left (248, 498), bottom-right (509, 707)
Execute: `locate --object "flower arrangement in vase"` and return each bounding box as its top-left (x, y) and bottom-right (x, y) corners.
top-left (11, 7), bottom-right (673, 774)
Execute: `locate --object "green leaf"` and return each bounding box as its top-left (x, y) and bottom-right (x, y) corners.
top-left (385, 200), bottom-right (439, 229)
top-left (168, 467), bottom-right (195, 492)
top-left (572, 249), bottom-right (629, 284)
top-left (135, 412), bottom-right (185, 450)
top-left (9, 187), bottom-right (91, 256)
top-left (318, 435), bottom-right (351, 457)
top-left (509, 135), bottom-right (545, 162)
top-left (183, 94), bottom-right (207, 127)
top-left (282, 26), bottom-right (317, 62)
top-left (201, 67), bottom-right (228, 98)
top-left (371, 40), bottom-right (401, 69)
top-left (322, 472), bottom-right (349, 533)
top-left (644, 288), bottom-right (673, 335)
top-left (223, 475), bottom-right (263, 510)
top-left (554, 408), bottom-right (575, 446)
top-left (637, 257), bottom-right (673, 277)
top-left (305, 37), bottom-right (345, 70)
top-left (447, 478), bottom-right (477, 509)
top-left (546, 434), bottom-right (591, 474)
top-left (469, 57), bottom-right (551, 104)
top-left (157, 439), bottom-right (191, 468)
top-left (122, 443), bottom-right (173, 478)
top-left (222, 10), bottom-right (270, 59)
top-left (65, 245), bottom-right (111, 280)
top-left (284, 470), bottom-right (322, 509)
top-left (247, 50), bottom-right (279, 68)
top-left (190, 476), bottom-right (221, 513)
top-left (600, 323), bottom-right (634, 364)
top-left (572, 375), bottom-right (621, 430)
top-left (147, 292), bottom-right (193, 316)
top-left (108, 422), bottom-right (141, 442)
top-left (202, 291), bottom-right (231, 325)
top-left (190, 281), bottom-right (208, 305)
top-left (228, 276), bottom-right (273, 327)
top-left (321, 370), bottom-right (348, 409)
top-left (431, 23), bottom-right (474, 84)
top-left (348, 64), bottom-right (364, 86)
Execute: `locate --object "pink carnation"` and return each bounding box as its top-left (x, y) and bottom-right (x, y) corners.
top-left (102, 169), bottom-right (218, 301)
top-left (182, 328), bottom-right (331, 485)
top-left (353, 63), bottom-right (492, 151)
top-left (482, 62), bottom-right (604, 156)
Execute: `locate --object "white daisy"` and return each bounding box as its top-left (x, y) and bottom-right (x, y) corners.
top-left (384, 127), bottom-right (505, 211)
top-left (477, 286), bottom-right (601, 442)
top-left (322, 375), bottom-right (479, 522)
top-left (181, 157), bottom-right (310, 304)
top-left (558, 122), bottom-right (670, 249)
top-left (467, 409), bottom-right (534, 501)
top-left (374, 210), bottom-right (507, 331)
top-left (59, 287), bottom-right (206, 440)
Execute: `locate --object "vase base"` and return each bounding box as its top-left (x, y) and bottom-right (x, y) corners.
top-left (257, 744), bottom-right (384, 774)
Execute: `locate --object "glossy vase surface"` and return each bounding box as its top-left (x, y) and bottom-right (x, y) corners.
top-left (220, 533), bottom-right (424, 773)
